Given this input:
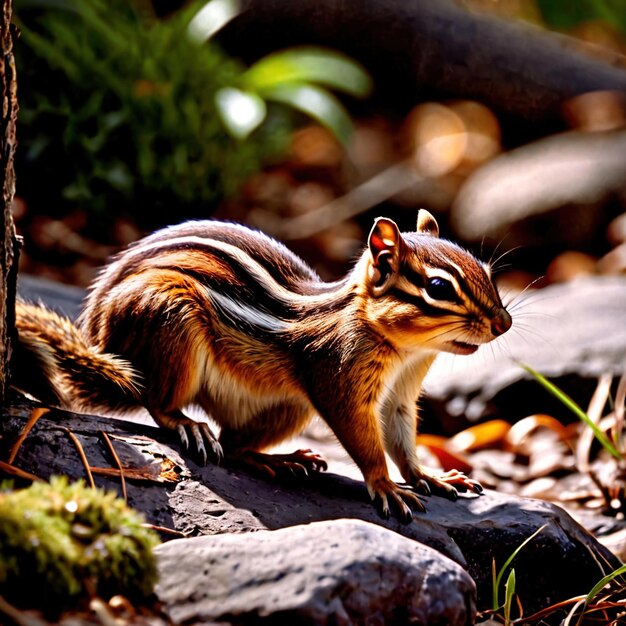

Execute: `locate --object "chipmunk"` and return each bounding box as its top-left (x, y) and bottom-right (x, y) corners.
top-left (13, 210), bottom-right (511, 521)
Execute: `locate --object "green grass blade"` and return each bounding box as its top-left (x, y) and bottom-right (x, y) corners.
top-left (493, 524), bottom-right (546, 609)
top-left (521, 363), bottom-right (621, 459)
top-left (491, 558), bottom-right (498, 611)
top-left (585, 562), bottom-right (626, 604)
top-left (504, 568), bottom-right (516, 626)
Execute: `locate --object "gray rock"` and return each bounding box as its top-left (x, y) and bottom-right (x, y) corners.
top-left (17, 274), bottom-right (84, 320)
top-left (3, 399), bottom-right (620, 615)
top-left (155, 518), bottom-right (476, 626)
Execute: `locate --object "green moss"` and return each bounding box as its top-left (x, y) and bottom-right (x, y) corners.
top-left (0, 477), bottom-right (160, 611)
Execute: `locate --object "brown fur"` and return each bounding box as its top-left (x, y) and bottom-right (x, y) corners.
top-left (14, 301), bottom-right (141, 410)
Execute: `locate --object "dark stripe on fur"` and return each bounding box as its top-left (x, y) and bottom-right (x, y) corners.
top-left (388, 288), bottom-right (457, 318)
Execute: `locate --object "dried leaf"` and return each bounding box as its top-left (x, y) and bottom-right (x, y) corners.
top-left (449, 420), bottom-right (511, 452)
top-left (507, 414), bottom-right (570, 452)
top-left (416, 434), bottom-right (473, 474)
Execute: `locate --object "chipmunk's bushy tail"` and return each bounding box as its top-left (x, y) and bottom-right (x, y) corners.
top-left (14, 301), bottom-right (142, 411)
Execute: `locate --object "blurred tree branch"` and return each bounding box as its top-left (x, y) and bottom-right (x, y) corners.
top-left (220, 0), bottom-right (626, 121)
top-left (452, 129), bottom-right (626, 242)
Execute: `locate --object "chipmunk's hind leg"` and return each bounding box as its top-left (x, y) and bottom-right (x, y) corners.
top-left (410, 466), bottom-right (483, 497)
top-left (150, 408), bottom-right (223, 466)
top-left (219, 402), bottom-right (326, 479)
top-left (229, 448), bottom-right (327, 479)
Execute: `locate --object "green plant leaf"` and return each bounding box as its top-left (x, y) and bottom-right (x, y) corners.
top-left (521, 363), bottom-right (621, 459)
top-left (243, 47), bottom-right (372, 98)
top-left (504, 568), bottom-right (516, 626)
top-left (215, 87), bottom-right (267, 139)
top-left (17, 0), bottom-right (363, 220)
top-left (261, 82), bottom-right (354, 143)
top-left (187, 0), bottom-right (240, 44)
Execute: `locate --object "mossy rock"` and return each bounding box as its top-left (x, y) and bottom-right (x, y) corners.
top-left (0, 476), bottom-right (160, 611)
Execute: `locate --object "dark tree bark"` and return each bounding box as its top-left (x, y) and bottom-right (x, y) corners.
top-left (0, 0), bottom-right (19, 407)
top-left (219, 0), bottom-right (626, 122)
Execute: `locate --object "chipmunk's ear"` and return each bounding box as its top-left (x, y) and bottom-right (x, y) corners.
top-left (416, 209), bottom-right (439, 237)
top-left (367, 217), bottom-right (403, 295)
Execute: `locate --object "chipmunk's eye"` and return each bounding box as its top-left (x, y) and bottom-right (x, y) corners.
top-left (425, 277), bottom-right (457, 301)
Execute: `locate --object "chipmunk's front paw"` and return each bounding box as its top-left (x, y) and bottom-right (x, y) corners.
top-left (410, 467), bottom-right (483, 500)
top-left (367, 477), bottom-right (426, 523)
top-left (176, 420), bottom-right (223, 466)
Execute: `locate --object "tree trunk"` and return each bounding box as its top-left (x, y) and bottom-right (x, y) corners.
top-left (0, 0), bottom-right (19, 407)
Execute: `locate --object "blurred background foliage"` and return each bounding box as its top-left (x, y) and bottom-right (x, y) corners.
top-left (15, 0), bottom-right (370, 230)
top-left (11, 0), bottom-right (626, 286)
top-left (536, 0), bottom-right (626, 35)
top-left (17, 0), bottom-right (278, 226)
top-left (464, 0), bottom-right (626, 36)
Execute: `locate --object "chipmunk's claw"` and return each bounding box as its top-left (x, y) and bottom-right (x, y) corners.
top-left (438, 468), bottom-right (483, 494)
top-left (444, 469), bottom-right (482, 494)
top-left (368, 477), bottom-right (426, 524)
top-left (201, 422), bottom-right (224, 465)
top-left (410, 468), bottom-right (482, 500)
top-left (176, 424), bottom-right (190, 450)
top-left (412, 478), bottom-right (432, 496)
top-left (273, 449), bottom-right (328, 474)
top-left (176, 422), bottom-right (223, 466)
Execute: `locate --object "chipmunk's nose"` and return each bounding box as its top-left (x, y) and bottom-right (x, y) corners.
top-left (491, 308), bottom-right (512, 337)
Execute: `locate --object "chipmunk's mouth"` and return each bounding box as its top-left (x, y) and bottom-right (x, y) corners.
top-left (447, 341), bottom-right (480, 355)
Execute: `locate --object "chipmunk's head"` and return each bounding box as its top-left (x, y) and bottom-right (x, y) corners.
top-left (364, 209), bottom-right (511, 354)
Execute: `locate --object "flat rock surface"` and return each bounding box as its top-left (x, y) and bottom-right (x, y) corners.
top-left (155, 519), bottom-right (476, 626)
top-left (2, 399), bottom-right (620, 615)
